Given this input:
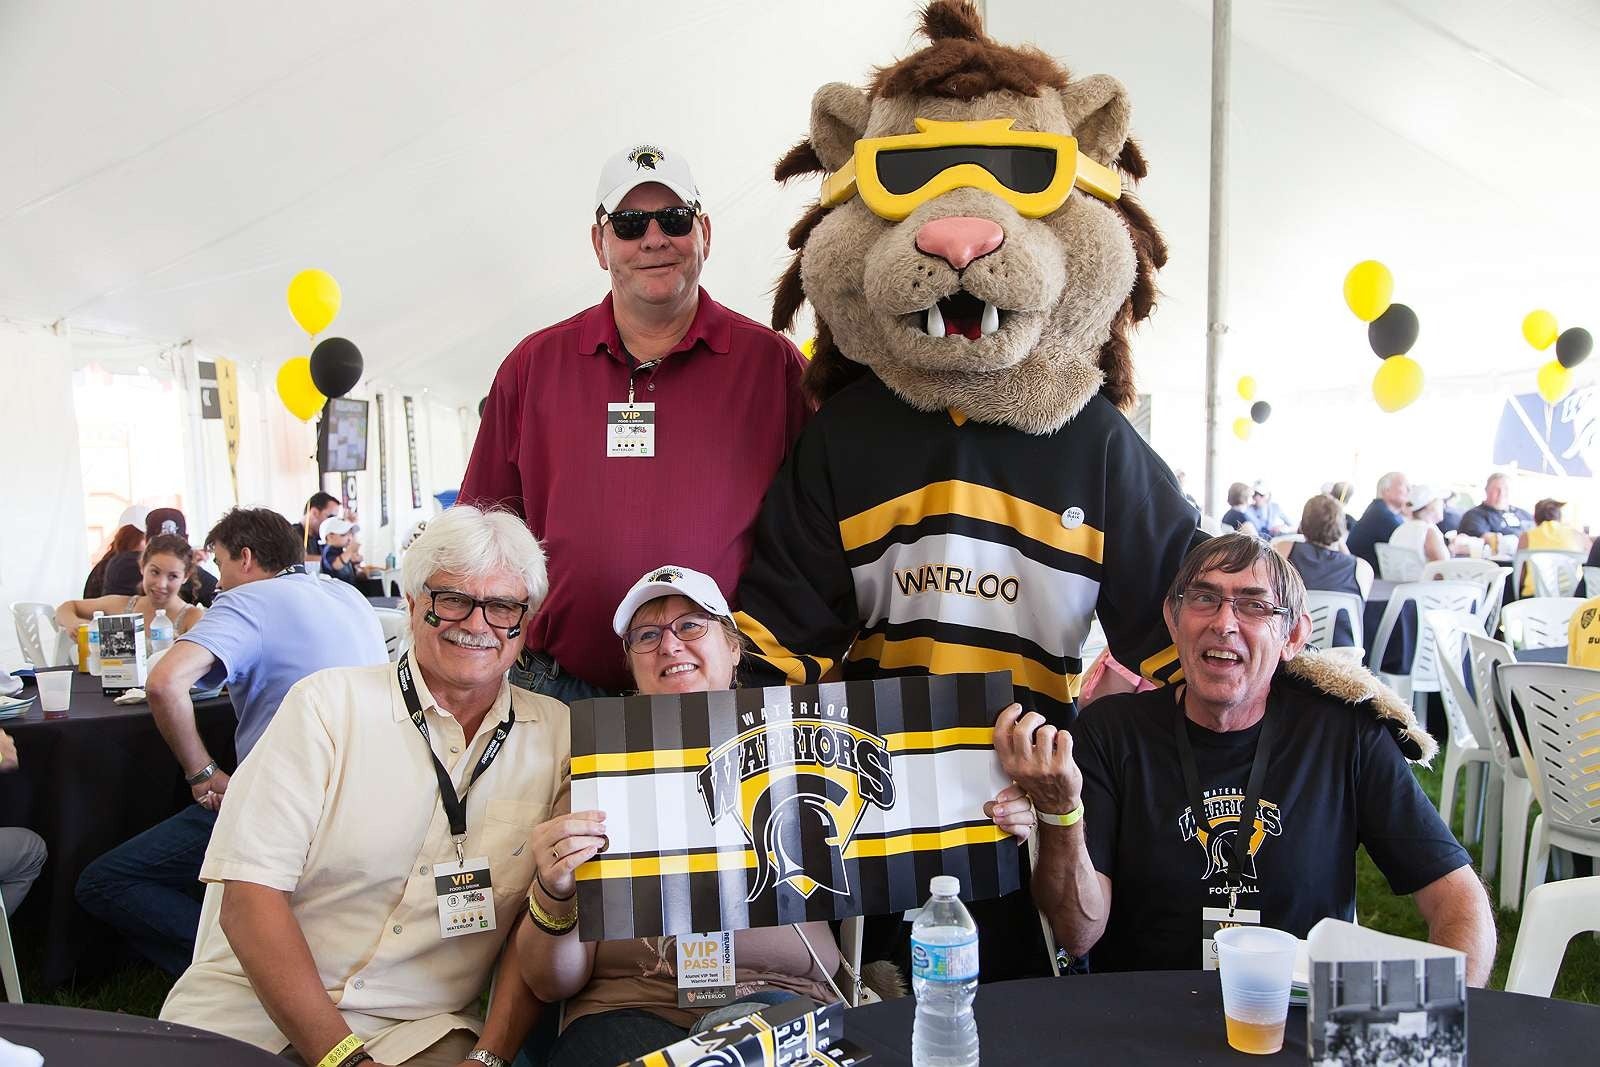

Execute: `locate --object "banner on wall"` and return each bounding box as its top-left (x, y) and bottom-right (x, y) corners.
top-left (1492, 387), bottom-right (1597, 478)
top-left (216, 357), bottom-right (240, 504)
top-left (377, 393), bottom-right (389, 526)
top-left (197, 361), bottom-right (221, 419)
top-left (404, 395), bottom-right (421, 508)
top-left (570, 672), bottom-right (1020, 942)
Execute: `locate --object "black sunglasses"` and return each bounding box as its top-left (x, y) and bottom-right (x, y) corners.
top-left (602, 205), bottom-right (699, 240)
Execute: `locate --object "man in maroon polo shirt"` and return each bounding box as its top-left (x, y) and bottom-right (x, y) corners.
top-left (459, 142), bottom-right (811, 702)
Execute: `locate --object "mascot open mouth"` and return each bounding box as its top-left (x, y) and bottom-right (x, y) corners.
top-left (914, 288), bottom-right (1006, 340)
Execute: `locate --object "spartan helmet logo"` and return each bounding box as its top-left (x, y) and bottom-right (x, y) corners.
top-left (1202, 825), bottom-right (1260, 881)
top-left (1583, 608), bottom-right (1596, 628)
top-left (629, 144), bottom-right (665, 170)
top-left (648, 567), bottom-right (685, 584)
top-left (698, 720), bottom-right (895, 901)
top-left (681, 1014), bottom-right (767, 1067)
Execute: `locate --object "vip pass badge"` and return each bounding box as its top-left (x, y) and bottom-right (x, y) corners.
top-left (607, 358), bottom-right (659, 457)
top-left (434, 856), bottom-right (496, 938)
top-left (675, 930), bottom-right (737, 1006)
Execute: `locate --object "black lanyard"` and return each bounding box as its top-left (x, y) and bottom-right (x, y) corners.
top-left (396, 652), bottom-right (515, 864)
top-left (1173, 690), bottom-right (1279, 909)
top-left (625, 358), bottom-right (661, 406)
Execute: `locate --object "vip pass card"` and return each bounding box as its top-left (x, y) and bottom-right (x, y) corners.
top-left (1201, 906), bottom-right (1261, 971)
top-left (434, 856), bottom-right (496, 938)
top-left (676, 930), bottom-right (736, 1006)
top-left (607, 402), bottom-right (656, 457)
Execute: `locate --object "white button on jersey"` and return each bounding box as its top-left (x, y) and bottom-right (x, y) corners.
top-left (1061, 506), bottom-right (1085, 529)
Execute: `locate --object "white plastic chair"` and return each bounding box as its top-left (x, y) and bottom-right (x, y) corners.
top-left (379, 568), bottom-right (403, 598)
top-left (0, 903), bottom-right (19, 1002)
top-left (1368, 581), bottom-right (1483, 701)
top-left (1427, 611), bottom-right (1495, 848)
top-left (1375, 542), bottom-right (1424, 582)
top-left (1465, 632), bottom-right (1535, 908)
top-left (1479, 565), bottom-right (1512, 643)
top-left (1496, 663), bottom-right (1600, 904)
top-left (372, 607), bottom-right (410, 662)
top-left (1421, 557), bottom-right (1504, 587)
top-left (1304, 589), bottom-right (1364, 651)
top-left (1513, 549), bottom-right (1583, 599)
top-left (9, 602), bottom-right (70, 668)
top-left (1585, 566), bottom-right (1600, 597)
top-left (1498, 597), bottom-right (1584, 651)
top-left (1505, 876), bottom-right (1600, 997)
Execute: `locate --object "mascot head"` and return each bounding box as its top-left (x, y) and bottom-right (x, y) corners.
top-left (774, 0), bottom-right (1167, 434)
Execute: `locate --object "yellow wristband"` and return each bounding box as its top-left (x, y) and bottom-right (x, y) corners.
top-left (316, 1034), bottom-right (365, 1067)
top-left (1036, 802), bottom-right (1084, 827)
top-left (527, 890), bottom-right (578, 934)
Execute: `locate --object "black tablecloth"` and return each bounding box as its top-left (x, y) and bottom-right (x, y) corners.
top-left (0, 672), bottom-right (235, 988)
top-left (845, 971), bottom-right (1600, 1064)
top-left (0, 1003), bottom-right (282, 1065)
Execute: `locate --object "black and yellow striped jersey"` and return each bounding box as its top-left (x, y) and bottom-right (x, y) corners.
top-left (734, 373), bottom-right (1204, 726)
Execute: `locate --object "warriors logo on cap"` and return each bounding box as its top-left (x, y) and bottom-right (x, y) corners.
top-left (629, 145), bottom-right (665, 170)
top-left (648, 566), bottom-right (685, 584)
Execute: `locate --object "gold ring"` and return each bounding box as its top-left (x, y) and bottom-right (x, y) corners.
top-left (551, 846), bottom-right (560, 861)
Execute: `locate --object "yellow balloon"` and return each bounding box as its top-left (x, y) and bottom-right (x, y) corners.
top-left (1232, 416), bottom-right (1252, 441)
top-left (1522, 309), bottom-right (1559, 351)
top-left (1343, 260), bottom-right (1394, 322)
top-left (276, 357), bottom-right (326, 421)
top-left (287, 269), bottom-right (342, 336)
top-left (1372, 355), bottom-right (1423, 412)
top-left (800, 337), bottom-right (816, 360)
top-left (1236, 376), bottom-right (1256, 402)
top-left (1537, 360), bottom-right (1571, 404)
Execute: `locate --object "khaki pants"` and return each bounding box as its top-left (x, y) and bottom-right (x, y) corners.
top-left (282, 1029), bottom-right (476, 1066)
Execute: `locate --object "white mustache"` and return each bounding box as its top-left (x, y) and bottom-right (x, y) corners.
top-left (442, 629), bottom-right (500, 650)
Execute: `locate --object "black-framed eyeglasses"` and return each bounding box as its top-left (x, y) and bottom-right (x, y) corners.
top-left (425, 587), bottom-right (529, 630)
top-left (601, 205), bottom-right (700, 240)
top-left (624, 610), bottom-right (715, 654)
top-left (1175, 590), bottom-right (1291, 622)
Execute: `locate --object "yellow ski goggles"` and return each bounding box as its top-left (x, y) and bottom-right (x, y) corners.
top-left (820, 118), bottom-right (1121, 222)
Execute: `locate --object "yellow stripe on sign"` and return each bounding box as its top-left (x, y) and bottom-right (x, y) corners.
top-left (886, 727), bottom-right (994, 753)
top-left (845, 823), bottom-right (1009, 858)
top-left (837, 479), bottom-right (1105, 562)
top-left (570, 747), bottom-right (709, 776)
top-left (576, 850), bottom-right (757, 880)
top-left (732, 610), bottom-right (835, 684)
top-left (849, 633), bottom-right (1073, 703)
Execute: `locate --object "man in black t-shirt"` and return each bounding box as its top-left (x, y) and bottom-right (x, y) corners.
top-left (1457, 472), bottom-right (1533, 545)
top-left (989, 534), bottom-right (1494, 984)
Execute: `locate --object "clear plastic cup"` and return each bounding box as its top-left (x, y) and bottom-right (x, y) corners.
top-left (37, 668), bottom-right (73, 715)
top-left (1214, 925), bottom-right (1297, 1055)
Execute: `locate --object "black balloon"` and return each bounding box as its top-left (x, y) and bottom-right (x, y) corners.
top-left (309, 337), bottom-right (363, 398)
top-left (1250, 401), bottom-right (1271, 424)
top-left (1556, 327), bottom-right (1593, 369)
top-left (1367, 302), bottom-right (1420, 359)
top-left (478, 396), bottom-right (488, 418)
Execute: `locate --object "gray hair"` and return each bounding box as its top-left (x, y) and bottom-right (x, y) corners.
top-left (1167, 533), bottom-right (1307, 632)
top-left (400, 505), bottom-right (548, 610)
top-left (1376, 471), bottom-right (1406, 495)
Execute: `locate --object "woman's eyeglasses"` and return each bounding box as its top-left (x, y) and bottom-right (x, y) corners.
top-left (624, 611), bottom-right (715, 654)
top-left (602, 205), bottom-right (699, 240)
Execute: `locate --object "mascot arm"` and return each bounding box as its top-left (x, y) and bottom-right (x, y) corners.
top-left (1095, 466), bottom-right (1205, 687)
top-left (734, 431), bottom-right (860, 687)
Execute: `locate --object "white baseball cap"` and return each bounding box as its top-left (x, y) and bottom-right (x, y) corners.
top-left (319, 516), bottom-right (359, 539)
top-left (117, 504), bottom-right (150, 531)
top-left (612, 564), bottom-right (731, 637)
top-left (595, 143), bottom-right (701, 215)
top-left (1406, 483), bottom-right (1441, 511)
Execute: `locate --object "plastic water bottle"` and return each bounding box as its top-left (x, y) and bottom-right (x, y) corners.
top-left (87, 611), bottom-right (103, 676)
top-left (150, 609), bottom-right (175, 653)
top-left (911, 875), bottom-right (980, 1067)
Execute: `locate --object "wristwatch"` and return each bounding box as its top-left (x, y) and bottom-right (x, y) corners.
top-left (466, 1051), bottom-right (508, 1067)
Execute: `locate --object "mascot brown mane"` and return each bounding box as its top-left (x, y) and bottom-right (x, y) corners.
top-left (771, 0), bottom-right (1167, 432)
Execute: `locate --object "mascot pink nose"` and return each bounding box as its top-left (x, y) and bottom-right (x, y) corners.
top-left (914, 216), bottom-right (1004, 270)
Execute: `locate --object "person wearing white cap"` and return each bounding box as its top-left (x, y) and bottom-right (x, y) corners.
top-left (1390, 483), bottom-right (1450, 564)
top-left (1241, 481), bottom-right (1291, 538)
top-left (459, 143), bottom-right (811, 704)
top-left (319, 514), bottom-right (366, 584)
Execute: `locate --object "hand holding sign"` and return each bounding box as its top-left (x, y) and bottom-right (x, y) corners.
top-left (993, 703), bottom-right (1082, 816)
top-left (983, 782), bottom-right (1038, 841)
top-left (531, 809), bottom-right (608, 901)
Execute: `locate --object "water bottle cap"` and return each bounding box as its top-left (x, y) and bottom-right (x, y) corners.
top-left (929, 875), bottom-right (960, 897)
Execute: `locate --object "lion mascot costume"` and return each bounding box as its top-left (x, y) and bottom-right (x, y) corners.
top-left (732, 2), bottom-right (1432, 983)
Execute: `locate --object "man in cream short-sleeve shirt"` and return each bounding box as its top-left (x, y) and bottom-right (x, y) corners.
top-left (163, 506), bottom-right (568, 1067)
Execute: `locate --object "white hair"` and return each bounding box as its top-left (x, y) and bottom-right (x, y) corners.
top-left (1376, 471), bottom-right (1406, 495)
top-left (400, 505), bottom-right (548, 610)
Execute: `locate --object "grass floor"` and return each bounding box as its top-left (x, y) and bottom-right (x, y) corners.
top-left (13, 763), bottom-right (1598, 1017)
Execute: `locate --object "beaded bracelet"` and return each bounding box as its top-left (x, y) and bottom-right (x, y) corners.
top-left (527, 890), bottom-right (578, 935)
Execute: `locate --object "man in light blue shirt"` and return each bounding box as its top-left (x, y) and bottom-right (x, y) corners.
top-left (1242, 482), bottom-right (1292, 539)
top-left (76, 507), bottom-right (387, 975)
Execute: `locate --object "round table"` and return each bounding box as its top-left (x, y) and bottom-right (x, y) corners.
top-left (843, 971), bottom-right (1600, 1064)
top-left (0, 1003), bottom-right (282, 1065)
top-left (0, 672), bottom-right (236, 988)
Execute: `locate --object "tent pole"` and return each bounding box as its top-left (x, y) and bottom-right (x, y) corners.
top-left (1203, 0), bottom-right (1231, 518)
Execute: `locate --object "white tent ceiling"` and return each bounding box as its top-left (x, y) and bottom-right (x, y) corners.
top-left (2, 0), bottom-right (1596, 407)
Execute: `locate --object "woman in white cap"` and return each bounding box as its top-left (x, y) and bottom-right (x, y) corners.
top-left (1391, 484), bottom-right (1450, 565)
top-left (511, 564), bottom-right (842, 1066)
